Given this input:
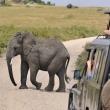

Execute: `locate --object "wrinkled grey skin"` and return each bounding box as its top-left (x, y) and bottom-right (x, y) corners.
top-left (0, 0), bottom-right (5, 4)
top-left (6, 32), bottom-right (70, 92)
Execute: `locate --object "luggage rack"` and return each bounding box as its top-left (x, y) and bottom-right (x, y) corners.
top-left (96, 34), bottom-right (110, 39)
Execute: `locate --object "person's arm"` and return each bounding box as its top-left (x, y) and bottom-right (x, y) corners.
top-left (87, 60), bottom-right (94, 78)
top-left (104, 30), bottom-right (110, 35)
top-left (87, 60), bottom-right (92, 73)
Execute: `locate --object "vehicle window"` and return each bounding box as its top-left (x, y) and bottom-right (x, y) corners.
top-left (87, 49), bottom-right (103, 82)
top-left (92, 49), bottom-right (103, 81)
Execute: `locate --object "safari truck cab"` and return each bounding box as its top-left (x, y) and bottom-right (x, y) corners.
top-left (68, 10), bottom-right (110, 110)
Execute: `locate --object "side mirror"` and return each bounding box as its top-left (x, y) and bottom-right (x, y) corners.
top-left (108, 73), bottom-right (110, 79)
top-left (74, 70), bottom-right (80, 80)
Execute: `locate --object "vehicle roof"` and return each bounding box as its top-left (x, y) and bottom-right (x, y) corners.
top-left (91, 38), bottom-right (110, 46)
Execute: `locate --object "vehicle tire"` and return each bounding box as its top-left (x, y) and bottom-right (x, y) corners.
top-left (68, 100), bottom-right (75, 110)
top-left (68, 85), bottom-right (77, 110)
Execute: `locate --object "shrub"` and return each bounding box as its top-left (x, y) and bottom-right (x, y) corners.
top-left (75, 42), bottom-right (90, 70)
top-left (69, 25), bottom-right (98, 38)
top-left (26, 5), bottom-right (30, 7)
top-left (0, 2), bottom-right (12, 6)
top-left (97, 8), bottom-right (103, 11)
top-left (74, 6), bottom-right (79, 8)
top-left (0, 24), bottom-right (99, 55)
top-left (67, 4), bottom-right (73, 9)
top-left (66, 14), bottom-right (75, 19)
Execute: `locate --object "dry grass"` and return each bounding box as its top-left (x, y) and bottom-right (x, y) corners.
top-left (0, 4), bottom-right (110, 52)
top-left (0, 5), bottom-right (109, 29)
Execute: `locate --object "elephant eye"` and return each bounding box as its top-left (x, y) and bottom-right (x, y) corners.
top-left (13, 46), bottom-right (17, 50)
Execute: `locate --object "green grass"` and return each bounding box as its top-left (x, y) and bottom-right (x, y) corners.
top-left (0, 4), bottom-right (110, 54)
top-left (75, 42), bottom-right (90, 70)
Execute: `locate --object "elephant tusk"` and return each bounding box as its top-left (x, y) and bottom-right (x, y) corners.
top-left (67, 78), bottom-right (70, 83)
top-left (10, 58), bottom-right (14, 65)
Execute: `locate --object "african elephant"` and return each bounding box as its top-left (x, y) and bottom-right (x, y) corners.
top-left (6, 32), bottom-right (70, 92)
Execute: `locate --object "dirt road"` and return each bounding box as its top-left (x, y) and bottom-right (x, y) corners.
top-left (0, 37), bottom-right (96, 110)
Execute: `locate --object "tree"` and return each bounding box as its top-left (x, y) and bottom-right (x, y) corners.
top-left (31, 0), bottom-right (45, 4)
top-left (51, 3), bottom-right (55, 6)
top-left (67, 4), bottom-right (73, 9)
top-left (46, 1), bottom-right (51, 5)
top-left (46, 1), bottom-right (55, 6)
top-left (36, 0), bottom-right (41, 3)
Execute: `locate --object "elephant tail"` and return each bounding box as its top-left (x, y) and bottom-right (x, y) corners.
top-left (65, 55), bottom-right (70, 83)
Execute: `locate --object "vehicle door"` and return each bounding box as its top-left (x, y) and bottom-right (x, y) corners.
top-left (84, 47), bottom-right (108, 110)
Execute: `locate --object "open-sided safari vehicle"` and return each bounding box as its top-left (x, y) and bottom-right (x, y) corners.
top-left (68, 10), bottom-right (110, 110)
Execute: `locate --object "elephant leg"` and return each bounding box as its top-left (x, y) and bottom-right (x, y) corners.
top-left (56, 65), bottom-right (66, 92)
top-left (45, 73), bottom-right (55, 91)
top-left (30, 66), bottom-right (42, 90)
top-left (45, 56), bottom-right (64, 91)
top-left (19, 60), bottom-right (29, 89)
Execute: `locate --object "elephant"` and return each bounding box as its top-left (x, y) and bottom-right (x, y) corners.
top-left (6, 32), bottom-right (70, 92)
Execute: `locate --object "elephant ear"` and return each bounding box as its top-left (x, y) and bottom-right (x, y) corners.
top-left (22, 32), bottom-right (36, 55)
top-left (14, 32), bottom-right (21, 37)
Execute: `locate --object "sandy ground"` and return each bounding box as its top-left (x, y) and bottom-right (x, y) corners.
top-left (0, 36), bottom-right (96, 110)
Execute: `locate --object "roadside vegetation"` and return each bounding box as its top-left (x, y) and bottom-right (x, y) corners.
top-left (75, 42), bottom-right (90, 71)
top-left (0, 4), bottom-right (110, 54)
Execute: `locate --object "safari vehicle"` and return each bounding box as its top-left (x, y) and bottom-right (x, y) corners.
top-left (68, 10), bottom-right (110, 110)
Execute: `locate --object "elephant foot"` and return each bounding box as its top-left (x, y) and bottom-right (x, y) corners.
top-left (36, 83), bottom-right (42, 90)
top-left (19, 85), bottom-right (28, 89)
top-left (45, 86), bottom-right (53, 91)
top-left (56, 88), bottom-right (65, 92)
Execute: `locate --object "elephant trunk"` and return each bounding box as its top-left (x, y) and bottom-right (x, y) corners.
top-left (6, 58), bottom-right (17, 86)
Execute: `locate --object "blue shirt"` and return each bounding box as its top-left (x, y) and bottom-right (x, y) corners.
top-left (88, 72), bottom-right (94, 79)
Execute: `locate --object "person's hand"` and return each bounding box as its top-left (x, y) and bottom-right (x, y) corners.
top-left (91, 60), bottom-right (94, 65)
top-left (104, 30), bottom-right (110, 35)
top-left (87, 60), bottom-right (94, 73)
top-left (87, 60), bottom-right (94, 66)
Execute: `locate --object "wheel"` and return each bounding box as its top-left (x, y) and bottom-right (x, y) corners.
top-left (68, 92), bottom-right (76, 110)
top-left (69, 100), bottom-right (75, 110)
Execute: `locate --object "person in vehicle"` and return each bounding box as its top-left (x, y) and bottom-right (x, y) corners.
top-left (87, 60), bottom-right (95, 78)
top-left (104, 30), bottom-right (110, 35)
top-left (101, 79), bottom-right (110, 110)
top-left (100, 29), bottom-right (110, 110)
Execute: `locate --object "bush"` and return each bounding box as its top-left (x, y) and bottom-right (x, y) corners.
top-left (75, 42), bottom-right (90, 70)
top-left (97, 8), bottom-right (103, 11)
top-left (0, 25), bottom-right (98, 48)
top-left (26, 5), bottom-right (30, 7)
top-left (0, 24), bottom-right (99, 55)
top-left (67, 4), bottom-right (73, 9)
top-left (69, 25), bottom-right (98, 38)
top-left (0, 2), bottom-right (12, 6)
top-left (74, 6), bottom-right (79, 8)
